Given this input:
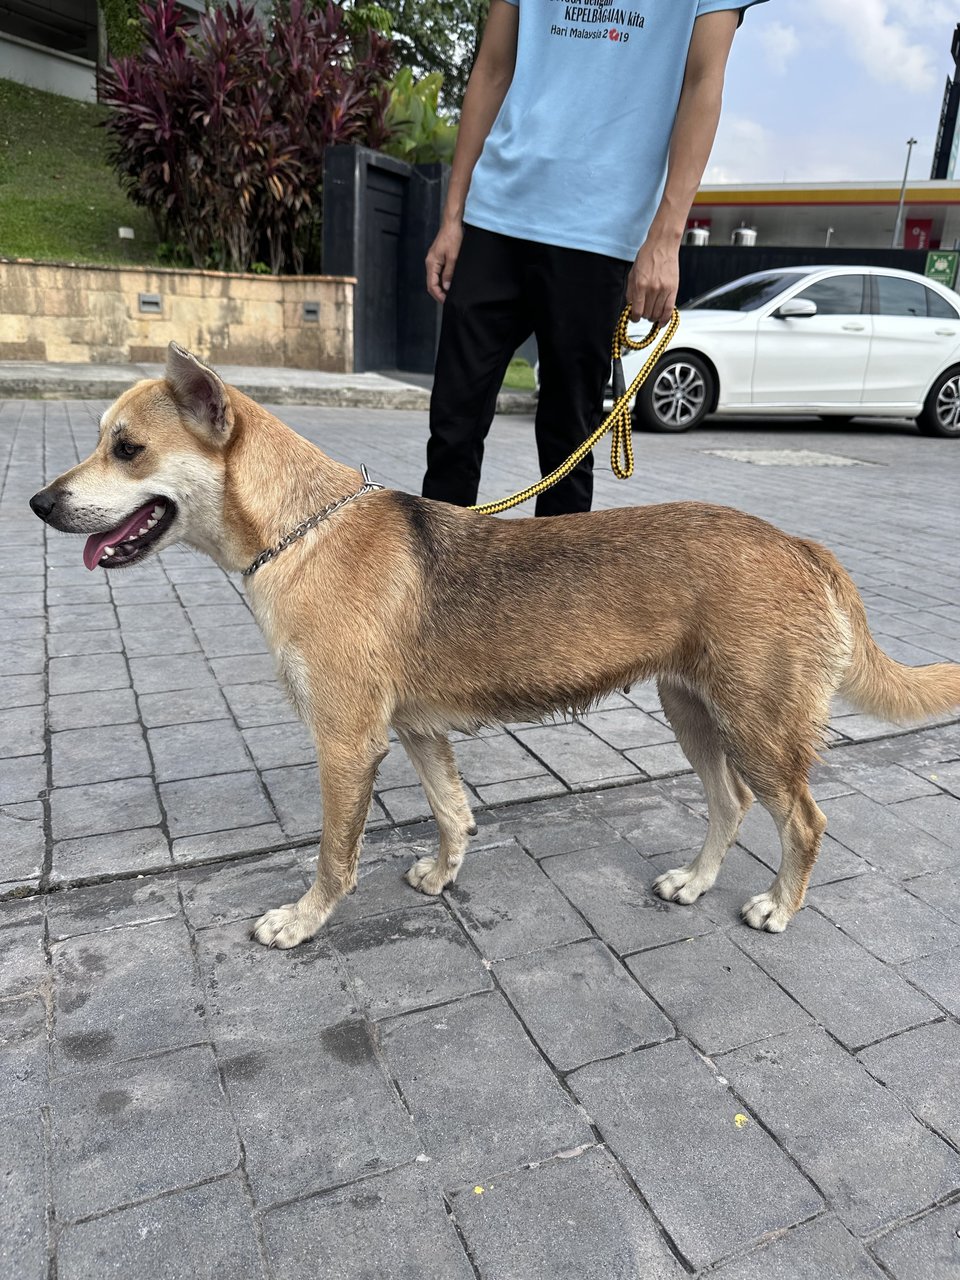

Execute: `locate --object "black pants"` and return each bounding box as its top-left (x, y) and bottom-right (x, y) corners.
top-left (422, 226), bottom-right (630, 516)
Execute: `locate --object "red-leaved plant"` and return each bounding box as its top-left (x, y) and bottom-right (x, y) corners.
top-left (100, 0), bottom-right (395, 274)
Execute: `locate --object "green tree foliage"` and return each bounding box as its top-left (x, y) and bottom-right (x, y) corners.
top-left (382, 68), bottom-right (457, 165)
top-left (98, 0), bottom-right (143, 58)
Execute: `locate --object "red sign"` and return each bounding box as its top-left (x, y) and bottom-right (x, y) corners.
top-left (906, 219), bottom-right (933, 250)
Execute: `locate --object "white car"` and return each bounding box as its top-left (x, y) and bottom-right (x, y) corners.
top-left (623, 265), bottom-right (960, 437)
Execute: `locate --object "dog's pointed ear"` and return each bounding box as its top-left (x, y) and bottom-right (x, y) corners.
top-left (165, 342), bottom-right (234, 441)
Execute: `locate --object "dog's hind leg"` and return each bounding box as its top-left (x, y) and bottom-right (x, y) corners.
top-left (652, 678), bottom-right (754, 905)
top-left (398, 730), bottom-right (476, 896)
top-left (253, 732), bottom-right (387, 948)
top-left (740, 786), bottom-right (826, 932)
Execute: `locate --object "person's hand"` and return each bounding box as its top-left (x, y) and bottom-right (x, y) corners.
top-left (627, 238), bottom-right (680, 327)
top-left (425, 220), bottom-right (464, 303)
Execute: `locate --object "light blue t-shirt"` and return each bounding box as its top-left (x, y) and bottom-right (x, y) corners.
top-left (464, 0), bottom-right (767, 261)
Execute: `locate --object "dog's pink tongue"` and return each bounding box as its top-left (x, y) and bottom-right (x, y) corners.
top-left (83, 500), bottom-right (157, 571)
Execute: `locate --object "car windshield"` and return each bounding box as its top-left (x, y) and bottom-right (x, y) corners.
top-left (686, 273), bottom-right (806, 312)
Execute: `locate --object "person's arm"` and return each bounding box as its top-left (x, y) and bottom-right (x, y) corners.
top-left (627, 8), bottom-right (740, 326)
top-left (425, 0), bottom-right (519, 303)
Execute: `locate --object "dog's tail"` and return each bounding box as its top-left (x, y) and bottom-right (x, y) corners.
top-left (800, 539), bottom-right (960, 724)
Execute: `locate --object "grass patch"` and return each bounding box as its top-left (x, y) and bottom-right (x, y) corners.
top-left (0, 78), bottom-right (159, 266)
top-left (502, 356), bottom-right (536, 392)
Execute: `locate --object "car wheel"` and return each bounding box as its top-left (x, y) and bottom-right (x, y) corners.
top-left (632, 354), bottom-right (714, 432)
top-left (917, 367), bottom-right (960, 437)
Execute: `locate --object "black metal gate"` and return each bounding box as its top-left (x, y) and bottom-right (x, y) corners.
top-left (323, 147), bottom-right (447, 373)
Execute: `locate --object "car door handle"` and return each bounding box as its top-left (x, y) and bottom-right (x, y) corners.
top-left (841, 323), bottom-right (865, 331)
top-left (935, 328), bottom-right (957, 336)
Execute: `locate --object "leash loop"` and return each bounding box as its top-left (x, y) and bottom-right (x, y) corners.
top-left (470, 305), bottom-right (680, 516)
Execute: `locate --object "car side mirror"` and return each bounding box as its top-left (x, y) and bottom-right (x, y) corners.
top-left (775, 298), bottom-right (818, 319)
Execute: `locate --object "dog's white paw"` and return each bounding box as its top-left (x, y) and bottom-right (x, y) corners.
top-left (252, 903), bottom-right (321, 949)
top-left (652, 864), bottom-right (713, 905)
top-left (405, 856), bottom-right (453, 896)
top-left (741, 890), bottom-right (792, 933)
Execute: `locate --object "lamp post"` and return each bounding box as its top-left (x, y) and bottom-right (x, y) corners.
top-left (891, 137), bottom-right (917, 248)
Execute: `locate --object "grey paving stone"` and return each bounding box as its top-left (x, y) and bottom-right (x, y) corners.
top-left (128, 654), bottom-right (216, 694)
top-left (48, 654), bottom-right (129, 697)
top-left (210, 654), bottom-right (278, 686)
top-left (871, 1201), bottom-right (960, 1280)
top-left (377, 784), bottom-right (434, 824)
top-left (170, 821), bottom-right (285, 864)
top-left (52, 916), bottom-right (204, 1072)
top-left (447, 842), bottom-right (590, 961)
top-left (900, 946), bottom-right (960, 1018)
top-left (0, 995), bottom-right (48, 1116)
top-left (0, 673), bottom-right (45, 709)
top-left (623, 740), bottom-right (693, 777)
top-left (50, 1046), bottom-right (240, 1221)
top-left (137, 684), bottom-right (231, 728)
top-left (48, 687), bottom-right (138, 732)
top-left (597, 790), bottom-right (708, 857)
top-left (56, 1174), bottom-right (265, 1280)
top-left (51, 827), bottom-right (171, 883)
top-left (180, 852), bottom-right (307, 928)
top-left (193, 622), bottom-right (267, 655)
top-left (496, 938), bottom-right (673, 1071)
top-left (569, 1039), bottom-right (821, 1270)
top-left (330, 903), bottom-right (491, 1018)
top-left (195, 920), bottom-right (356, 1044)
top-left (543, 842), bottom-right (712, 954)
top-left (0, 800), bottom-right (45, 883)
top-left (222, 1018), bottom-right (419, 1204)
top-left (643, 846), bottom-right (781, 932)
top-left (121, 625), bottom-right (199, 659)
top-left (0, 752), bottom-right (45, 804)
top-left (47, 628), bottom-right (124, 658)
top-left (580, 706), bottom-right (677, 750)
top-left (380, 992), bottom-right (591, 1187)
top-left (263, 1166), bottom-right (473, 1280)
top-left (475, 774), bottom-right (568, 806)
top-left (859, 1021), bottom-right (960, 1147)
top-left (186, 603), bottom-right (254, 630)
top-left (734, 907), bottom-right (939, 1049)
top-left (893, 793), bottom-right (960, 850)
top-left (241, 721), bottom-right (316, 772)
top-left (453, 734), bottom-right (548, 787)
top-left (820, 792), bottom-right (954, 876)
top-left (0, 1111), bottom-right (45, 1280)
top-left (221, 680), bottom-right (299, 728)
top-left (514, 722), bottom-right (641, 788)
top-left (173, 581), bottom-right (245, 607)
top-left (50, 776), bottom-right (162, 841)
top-left (628, 930), bottom-right (810, 1054)
top-left (720, 1026), bottom-right (960, 1237)
top-left (842, 762), bottom-right (941, 804)
top-left (160, 770), bottom-right (274, 839)
top-left (262, 764), bottom-right (321, 836)
top-left (327, 857), bottom-right (436, 924)
top-left (147, 718), bottom-right (253, 783)
top-left (710, 1215), bottom-right (885, 1280)
top-left (451, 1145), bottom-right (683, 1280)
top-left (0, 915), bottom-right (47, 999)
top-left (811, 874), bottom-right (960, 963)
top-left (48, 605), bottom-right (117, 635)
top-left (0, 705), bottom-right (44, 757)
top-left (52, 723), bottom-right (151, 788)
top-left (47, 874), bottom-right (181, 941)
top-left (0, 640), bottom-right (45, 678)
top-left (511, 816), bottom-right (617, 859)
top-left (905, 868), bottom-right (960, 925)
top-left (928, 758), bottom-right (960, 800)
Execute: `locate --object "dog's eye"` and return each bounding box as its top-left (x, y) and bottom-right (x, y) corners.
top-left (113, 440), bottom-right (144, 461)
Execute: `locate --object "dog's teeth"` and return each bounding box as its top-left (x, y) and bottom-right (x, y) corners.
top-left (146, 517), bottom-right (157, 529)
top-left (102, 547), bottom-right (115, 558)
top-left (137, 526), bottom-right (148, 535)
top-left (152, 505), bottom-right (164, 518)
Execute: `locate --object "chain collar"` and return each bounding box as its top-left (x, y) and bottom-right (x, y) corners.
top-left (241, 465), bottom-right (384, 578)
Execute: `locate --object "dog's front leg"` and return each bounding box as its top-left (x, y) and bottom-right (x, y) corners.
top-left (253, 735), bottom-right (386, 949)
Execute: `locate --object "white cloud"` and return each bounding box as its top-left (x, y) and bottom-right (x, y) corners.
top-left (759, 22), bottom-right (800, 74)
top-left (810, 0), bottom-right (937, 92)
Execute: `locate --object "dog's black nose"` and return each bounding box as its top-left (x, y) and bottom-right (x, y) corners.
top-left (29, 489), bottom-right (57, 520)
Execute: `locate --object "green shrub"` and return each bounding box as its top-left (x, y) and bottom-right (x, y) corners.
top-left (98, 0), bottom-right (143, 59)
top-left (382, 67), bottom-right (457, 166)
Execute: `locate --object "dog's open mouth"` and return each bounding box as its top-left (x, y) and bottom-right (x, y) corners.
top-left (83, 498), bottom-right (178, 571)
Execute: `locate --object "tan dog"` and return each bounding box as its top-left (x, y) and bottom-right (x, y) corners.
top-left (30, 345), bottom-right (960, 948)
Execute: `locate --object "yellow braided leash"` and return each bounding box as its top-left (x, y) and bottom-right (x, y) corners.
top-left (470, 305), bottom-right (681, 516)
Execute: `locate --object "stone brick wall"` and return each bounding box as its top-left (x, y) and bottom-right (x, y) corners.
top-left (0, 259), bottom-right (355, 371)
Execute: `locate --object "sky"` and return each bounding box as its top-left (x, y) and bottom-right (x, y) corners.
top-left (708, 0), bottom-right (959, 184)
